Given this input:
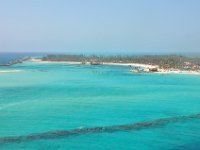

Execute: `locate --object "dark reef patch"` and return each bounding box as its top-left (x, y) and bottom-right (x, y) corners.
top-left (1, 113), bottom-right (200, 144)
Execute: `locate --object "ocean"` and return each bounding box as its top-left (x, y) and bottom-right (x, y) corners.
top-left (0, 53), bottom-right (200, 149)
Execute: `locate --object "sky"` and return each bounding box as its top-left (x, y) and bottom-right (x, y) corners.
top-left (0, 0), bottom-right (200, 53)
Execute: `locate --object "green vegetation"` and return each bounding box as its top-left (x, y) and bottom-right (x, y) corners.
top-left (42, 54), bottom-right (200, 70)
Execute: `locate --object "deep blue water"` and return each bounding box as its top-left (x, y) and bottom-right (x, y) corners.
top-left (0, 53), bottom-right (45, 64)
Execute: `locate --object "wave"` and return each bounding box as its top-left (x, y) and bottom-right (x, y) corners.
top-left (0, 113), bottom-right (200, 144)
top-left (0, 101), bottom-right (30, 111)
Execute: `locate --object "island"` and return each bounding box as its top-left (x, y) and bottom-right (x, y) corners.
top-left (29, 54), bottom-right (200, 75)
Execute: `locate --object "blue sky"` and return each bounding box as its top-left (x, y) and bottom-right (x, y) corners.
top-left (0, 0), bottom-right (200, 53)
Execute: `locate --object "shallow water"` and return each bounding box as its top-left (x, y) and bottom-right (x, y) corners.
top-left (0, 61), bottom-right (200, 149)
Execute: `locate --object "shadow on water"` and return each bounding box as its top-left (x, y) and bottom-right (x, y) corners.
top-left (0, 113), bottom-right (200, 145)
top-left (173, 141), bottom-right (200, 150)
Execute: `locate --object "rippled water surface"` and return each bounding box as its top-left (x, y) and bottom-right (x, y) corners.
top-left (0, 61), bottom-right (200, 150)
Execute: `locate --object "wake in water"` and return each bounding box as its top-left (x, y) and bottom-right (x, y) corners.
top-left (0, 113), bottom-right (200, 144)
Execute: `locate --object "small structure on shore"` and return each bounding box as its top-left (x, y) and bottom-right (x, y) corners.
top-left (81, 61), bottom-right (87, 65)
top-left (90, 60), bottom-right (103, 65)
top-left (184, 61), bottom-right (200, 70)
top-left (129, 66), bottom-right (144, 73)
top-left (130, 66), bottom-right (159, 73)
top-left (148, 68), bottom-right (158, 72)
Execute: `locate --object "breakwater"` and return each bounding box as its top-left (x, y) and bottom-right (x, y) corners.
top-left (0, 57), bottom-right (31, 66)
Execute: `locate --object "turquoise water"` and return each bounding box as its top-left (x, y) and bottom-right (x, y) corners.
top-left (0, 61), bottom-right (200, 149)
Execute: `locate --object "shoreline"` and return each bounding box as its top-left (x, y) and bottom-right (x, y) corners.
top-left (29, 58), bottom-right (159, 68)
top-left (29, 58), bottom-right (200, 75)
top-left (0, 70), bottom-right (23, 73)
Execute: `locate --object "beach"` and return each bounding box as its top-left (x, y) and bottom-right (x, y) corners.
top-left (29, 58), bottom-right (200, 75)
top-left (0, 70), bottom-right (23, 73)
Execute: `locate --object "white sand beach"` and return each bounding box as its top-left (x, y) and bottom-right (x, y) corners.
top-left (156, 69), bottom-right (200, 75)
top-left (30, 58), bottom-right (158, 68)
top-left (29, 58), bottom-right (82, 65)
top-left (0, 70), bottom-right (23, 73)
top-left (103, 62), bottom-right (159, 68)
top-left (29, 58), bottom-right (200, 75)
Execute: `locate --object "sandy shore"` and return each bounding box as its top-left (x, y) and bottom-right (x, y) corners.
top-left (29, 58), bottom-right (82, 64)
top-left (104, 63), bottom-right (200, 75)
top-left (0, 70), bottom-right (23, 73)
top-left (103, 62), bottom-right (159, 68)
top-left (155, 70), bottom-right (200, 75)
top-left (29, 58), bottom-right (200, 75)
top-left (30, 58), bottom-right (157, 68)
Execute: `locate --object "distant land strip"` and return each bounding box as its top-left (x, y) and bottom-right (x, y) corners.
top-left (41, 54), bottom-right (200, 70)
top-left (1, 113), bottom-right (200, 144)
